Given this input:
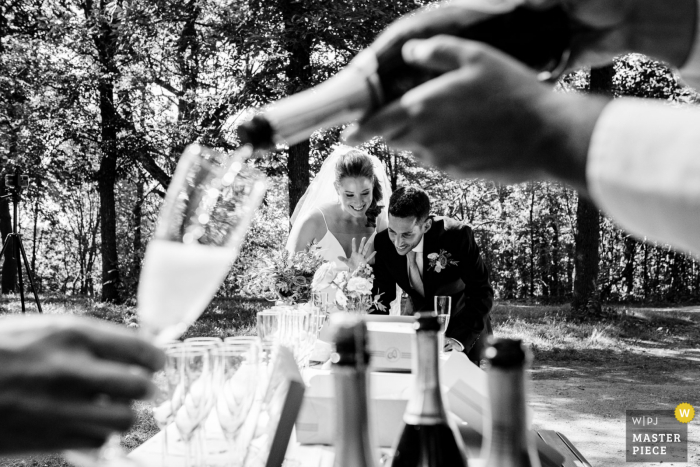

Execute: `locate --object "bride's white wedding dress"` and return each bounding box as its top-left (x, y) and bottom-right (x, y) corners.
top-left (313, 207), bottom-right (377, 307)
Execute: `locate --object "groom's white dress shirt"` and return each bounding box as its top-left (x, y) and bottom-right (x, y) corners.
top-left (408, 237), bottom-right (424, 277)
top-left (586, 3), bottom-right (700, 257)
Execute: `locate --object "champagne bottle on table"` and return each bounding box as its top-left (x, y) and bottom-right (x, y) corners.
top-left (330, 314), bottom-right (378, 467)
top-left (390, 312), bottom-right (468, 467)
top-left (483, 338), bottom-right (541, 467)
top-left (238, 4), bottom-right (571, 149)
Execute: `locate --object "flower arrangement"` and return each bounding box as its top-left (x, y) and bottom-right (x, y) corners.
top-left (243, 242), bottom-right (325, 304)
top-left (427, 249), bottom-right (459, 273)
top-left (312, 261), bottom-right (385, 312)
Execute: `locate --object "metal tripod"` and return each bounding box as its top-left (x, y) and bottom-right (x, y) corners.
top-left (0, 188), bottom-right (42, 313)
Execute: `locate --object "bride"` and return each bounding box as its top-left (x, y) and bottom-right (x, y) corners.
top-left (286, 145), bottom-right (399, 313)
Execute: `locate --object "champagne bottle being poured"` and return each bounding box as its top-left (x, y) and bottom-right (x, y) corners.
top-left (238, 2), bottom-right (571, 150)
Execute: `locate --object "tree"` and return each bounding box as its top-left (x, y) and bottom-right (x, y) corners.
top-left (571, 64), bottom-right (612, 313)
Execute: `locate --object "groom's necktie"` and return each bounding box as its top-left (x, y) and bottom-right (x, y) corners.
top-left (407, 251), bottom-right (425, 297)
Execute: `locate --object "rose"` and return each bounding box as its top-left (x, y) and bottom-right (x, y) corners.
top-left (333, 271), bottom-right (349, 289)
top-left (346, 277), bottom-right (372, 295)
top-left (312, 262), bottom-right (337, 290)
top-left (427, 253), bottom-right (439, 261)
top-left (335, 289), bottom-right (348, 308)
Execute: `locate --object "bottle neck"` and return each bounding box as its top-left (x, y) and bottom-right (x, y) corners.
top-left (333, 365), bottom-right (377, 467)
top-left (484, 366), bottom-right (532, 460)
top-left (404, 330), bottom-right (448, 425)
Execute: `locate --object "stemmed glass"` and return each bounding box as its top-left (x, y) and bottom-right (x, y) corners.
top-left (280, 308), bottom-right (313, 368)
top-left (151, 343), bottom-right (185, 466)
top-left (174, 345), bottom-right (212, 467)
top-left (65, 144), bottom-right (267, 467)
top-left (183, 338), bottom-right (223, 464)
top-left (435, 295), bottom-right (452, 354)
top-left (215, 342), bottom-right (260, 466)
top-left (310, 292), bottom-right (329, 337)
top-left (256, 310), bottom-right (281, 347)
top-left (139, 144), bottom-right (267, 343)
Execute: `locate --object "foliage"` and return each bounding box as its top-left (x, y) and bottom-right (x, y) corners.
top-left (1, 1), bottom-right (700, 307)
top-left (241, 241), bottom-right (325, 304)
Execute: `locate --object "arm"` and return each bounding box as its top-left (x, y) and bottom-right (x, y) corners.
top-left (587, 99), bottom-right (700, 255)
top-left (285, 209), bottom-right (326, 254)
top-left (0, 315), bottom-right (164, 454)
top-left (448, 225), bottom-right (494, 352)
top-left (368, 0), bottom-right (697, 74)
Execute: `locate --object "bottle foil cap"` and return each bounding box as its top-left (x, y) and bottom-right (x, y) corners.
top-left (484, 337), bottom-right (529, 368)
top-left (330, 314), bottom-right (370, 366)
top-left (413, 312), bottom-right (440, 332)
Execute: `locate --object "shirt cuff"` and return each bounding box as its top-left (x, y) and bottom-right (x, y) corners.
top-left (679, 0), bottom-right (700, 88)
top-left (587, 98), bottom-right (700, 255)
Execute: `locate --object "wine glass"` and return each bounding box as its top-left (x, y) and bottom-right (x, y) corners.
top-left (434, 295), bottom-right (452, 354)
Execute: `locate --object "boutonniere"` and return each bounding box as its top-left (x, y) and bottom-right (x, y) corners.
top-left (427, 250), bottom-right (459, 273)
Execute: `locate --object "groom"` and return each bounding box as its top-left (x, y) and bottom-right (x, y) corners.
top-left (370, 186), bottom-right (494, 363)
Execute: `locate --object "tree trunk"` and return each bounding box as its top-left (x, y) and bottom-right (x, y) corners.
top-left (97, 148), bottom-right (121, 302)
top-left (281, 1), bottom-right (313, 217)
top-left (622, 235), bottom-right (637, 296)
top-left (0, 180), bottom-right (15, 293)
top-left (572, 197), bottom-right (600, 312)
top-left (95, 60), bottom-right (121, 303)
top-left (90, 2), bottom-right (122, 303)
top-left (132, 175), bottom-right (144, 279)
top-left (529, 183), bottom-right (536, 297)
top-left (572, 64), bottom-right (613, 313)
top-left (643, 242), bottom-right (649, 300)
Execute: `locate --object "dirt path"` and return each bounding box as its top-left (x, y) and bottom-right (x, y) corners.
top-left (529, 346), bottom-right (700, 466)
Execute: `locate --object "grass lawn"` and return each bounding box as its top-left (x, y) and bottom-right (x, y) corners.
top-left (0, 295), bottom-right (698, 466)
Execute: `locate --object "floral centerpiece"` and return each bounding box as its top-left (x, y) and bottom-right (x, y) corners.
top-left (243, 242), bottom-right (325, 304)
top-left (312, 261), bottom-right (385, 313)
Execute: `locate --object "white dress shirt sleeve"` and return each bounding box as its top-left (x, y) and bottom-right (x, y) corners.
top-left (587, 98), bottom-right (700, 256)
top-left (679, 0), bottom-right (700, 89)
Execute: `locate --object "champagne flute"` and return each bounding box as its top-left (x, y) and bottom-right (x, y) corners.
top-left (256, 310), bottom-right (281, 347)
top-left (175, 345), bottom-right (212, 467)
top-left (434, 296), bottom-right (452, 354)
top-left (310, 292), bottom-right (329, 337)
top-left (139, 144), bottom-right (267, 343)
top-left (215, 342), bottom-right (260, 466)
top-left (183, 338), bottom-right (222, 465)
top-left (65, 144), bottom-right (267, 466)
top-left (151, 343), bottom-right (185, 467)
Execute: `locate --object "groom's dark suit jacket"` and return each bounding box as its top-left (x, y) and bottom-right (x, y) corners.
top-left (370, 216), bottom-right (494, 355)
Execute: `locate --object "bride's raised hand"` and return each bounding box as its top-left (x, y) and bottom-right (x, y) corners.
top-left (338, 237), bottom-right (377, 272)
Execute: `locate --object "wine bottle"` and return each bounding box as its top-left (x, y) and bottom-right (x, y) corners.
top-left (238, 4), bottom-right (571, 149)
top-left (330, 314), bottom-right (378, 467)
top-left (390, 312), bottom-right (468, 467)
top-left (483, 338), bottom-right (541, 467)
